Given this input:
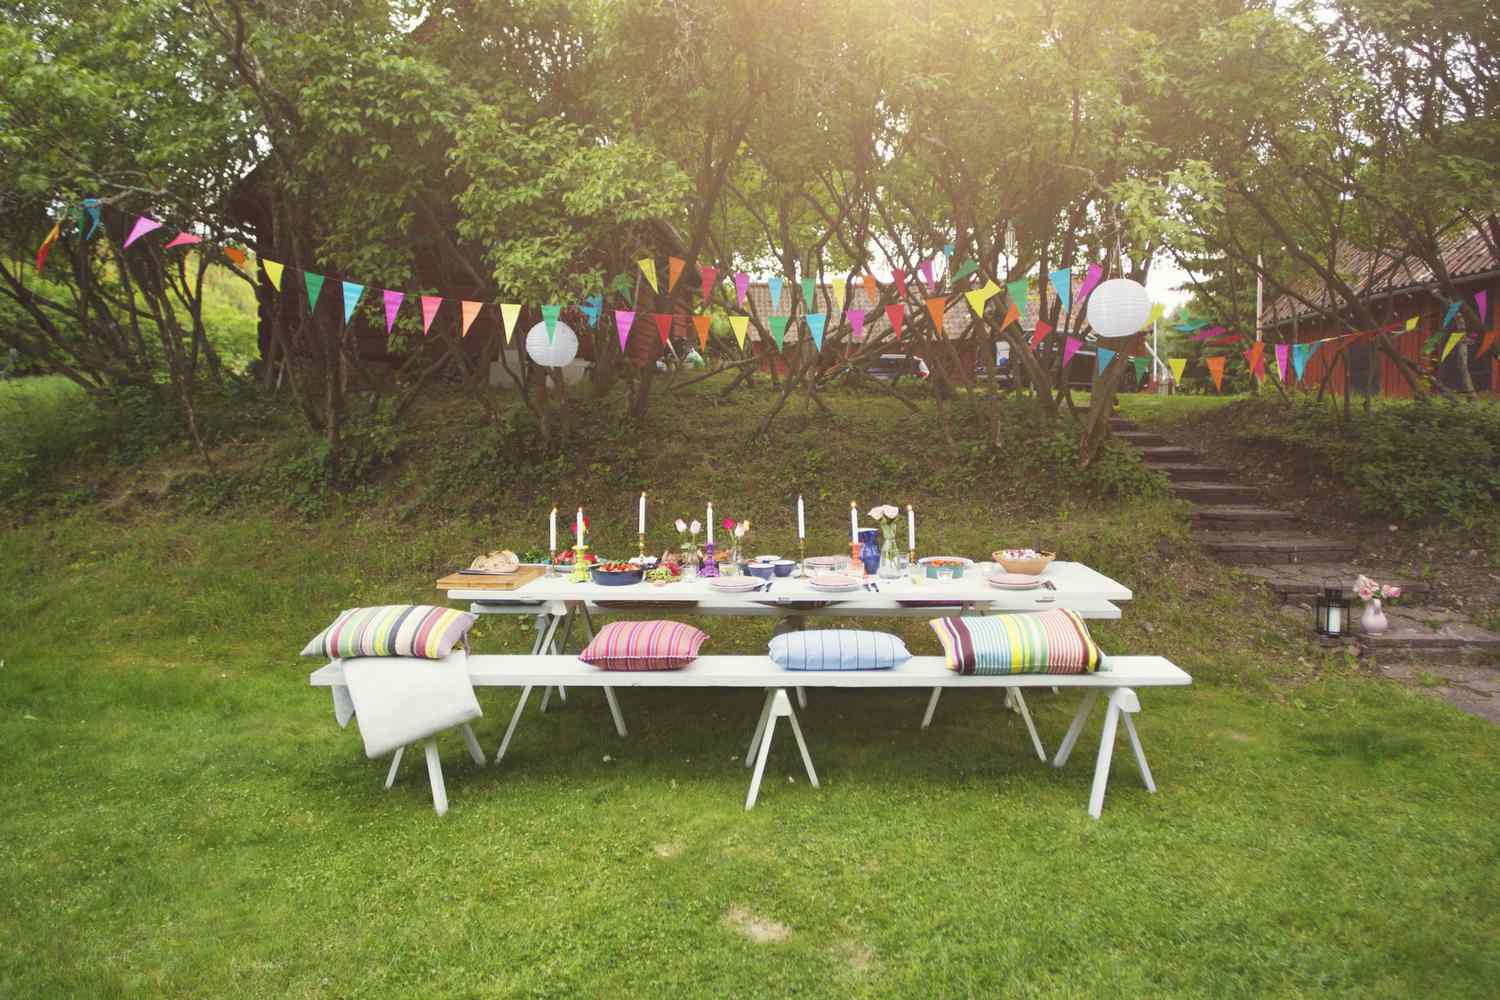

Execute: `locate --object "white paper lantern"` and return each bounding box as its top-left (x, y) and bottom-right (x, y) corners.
top-left (525, 320), bottom-right (579, 367)
top-left (1086, 278), bottom-right (1152, 339)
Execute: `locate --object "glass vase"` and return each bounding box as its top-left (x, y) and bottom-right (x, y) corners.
top-left (878, 530), bottom-right (901, 579)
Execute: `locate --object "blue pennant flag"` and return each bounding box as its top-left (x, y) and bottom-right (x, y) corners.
top-left (1049, 268), bottom-right (1072, 311)
top-left (1097, 347), bottom-right (1115, 372)
top-left (768, 276), bottom-right (784, 311)
top-left (1441, 300), bottom-right (1461, 330)
top-left (580, 294), bottom-right (602, 328)
top-left (341, 281), bottom-right (365, 325)
top-left (806, 313), bottom-right (826, 350)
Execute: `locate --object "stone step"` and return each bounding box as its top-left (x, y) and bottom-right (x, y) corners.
top-left (1358, 610), bottom-right (1500, 663)
top-left (1198, 532), bottom-right (1358, 565)
top-left (1172, 481), bottom-right (1261, 505)
top-left (1237, 562), bottom-right (1433, 602)
top-left (1115, 430), bottom-right (1170, 447)
top-left (1109, 417), bottom-right (1136, 432)
top-left (1154, 463), bottom-right (1230, 483)
top-left (1193, 506), bottom-right (1299, 530)
top-left (1138, 445), bottom-right (1199, 463)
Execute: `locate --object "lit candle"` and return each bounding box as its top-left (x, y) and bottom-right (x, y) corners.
top-left (907, 504), bottom-right (915, 552)
top-left (550, 506), bottom-right (557, 551)
top-left (706, 502), bottom-right (714, 544)
top-left (797, 495), bottom-right (805, 539)
top-left (576, 507), bottom-right (584, 544)
top-left (639, 492), bottom-right (646, 535)
top-left (850, 502), bottom-right (858, 544)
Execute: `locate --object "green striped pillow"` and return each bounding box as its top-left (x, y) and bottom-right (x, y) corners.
top-left (929, 610), bottom-right (1100, 675)
top-left (301, 605), bottom-right (476, 660)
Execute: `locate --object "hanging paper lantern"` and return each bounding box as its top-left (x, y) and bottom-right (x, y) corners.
top-left (525, 320), bottom-right (579, 367)
top-left (1085, 278), bottom-right (1152, 339)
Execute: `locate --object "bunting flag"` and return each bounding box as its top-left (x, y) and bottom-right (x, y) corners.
top-left (1476, 291), bottom-right (1488, 325)
top-left (615, 310), bottom-right (635, 351)
top-left (1168, 358), bottom-right (1187, 383)
top-left (943, 242), bottom-right (955, 258)
top-left (638, 259), bottom-right (658, 293)
top-left (768, 276), bottom-right (784, 311)
top-left (806, 313), bottom-right (827, 350)
top-left (340, 282), bottom-right (365, 325)
top-left (832, 281), bottom-right (846, 313)
top-left (1132, 356), bottom-right (1151, 382)
top-left (1442, 301), bottom-right (1461, 330)
top-left (35, 223), bottom-right (61, 273)
top-left (1193, 326), bottom-right (1225, 341)
top-left (1205, 355), bottom-right (1226, 391)
top-left (849, 308), bottom-right (866, 341)
top-left (1061, 335), bottom-right (1083, 368)
top-left (1213, 333), bottom-right (1244, 345)
top-left (1476, 328), bottom-right (1498, 359)
top-left (692, 314), bottom-right (711, 349)
top-left (459, 299), bottom-right (481, 337)
top-left (581, 294), bottom-right (603, 328)
top-left (893, 269), bottom-right (907, 300)
top-left (1274, 342), bottom-right (1290, 382)
top-left (1292, 342), bottom-right (1314, 380)
top-left (304, 272), bottom-right (325, 312)
top-left (1441, 332), bottom-right (1465, 361)
top-left (1244, 341), bottom-right (1265, 380)
top-left (700, 266), bottom-right (718, 303)
top-left (950, 259), bottom-right (978, 284)
top-left (1005, 278), bottom-right (1028, 319)
top-left (734, 272), bottom-right (749, 307)
top-left (1077, 263), bottom-right (1104, 303)
top-left (500, 302), bottom-right (521, 342)
top-left (260, 259), bottom-right (283, 292)
top-left (1404, 315), bottom-right (1419, 331)
top-left (653, 312), bottom-right (673, 345)
top-left (224, 245), bottom-right (249, 268)
top-left (729, 314), bottom-right (749, 349)
top-left (863, 274), bottom-right (879, 304)
top-left (964, 279), bottom-right (999, 318)
top-left (885, 303), bottom-right (904, 339)
top-left (164, 232), bottom-right (202, 250)
top-left (423, 296), bottom-right (444, 336)
top-left (82, 198), bottom-right (101, 239)
top-left (541, 304), bottom-right (561, 341)
top-left (1048, 268), bottom-right (1072, 311)
top-left (768, 315), bottom-right (789, 350)
top-left (1149, 302), bottom-right (1165, 324)
top-left (1030, 319), bottom-right (1053, 351)
top-left (1001, 299), bottom-right (1021, 330)
top-left (122, 216), bottom-right (163, 248)
top-left (667, 257), bottom-right (685, 292)
top-left (1174, 318), bottom-right (1209, 332)
top-left (383, 290), bottom-right (404, 334)
top-left (924, 296), bottom-right (946, 333)
top-left (801, 276), bottom-right (815, 310)
top-left (1097, 347), bottom-right (1115, 372)
top-left (918, 258), bottom-right (934, 291)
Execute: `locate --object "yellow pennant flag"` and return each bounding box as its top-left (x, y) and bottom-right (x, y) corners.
top-left (832, 281), bottom-right (846, 313)
top-left (667, 256), bottom-right (685, 292)
top-left (461, 300), bottom-right (482, 337)
top-left (638, 258), bottom-right (659, 293)
top-left (262, 259), bottom-right (284, 291)
top-left (1440, 331), bottom-right (1464, 361)
top-left (729, 315), bottom-right (750, 349)
top-left (1150, 302), bottom-right (1165, 323)
top-left (1405, 315), bottom-right (1419, 331)
top-left (964, 279), bottom-right (1000, 318)
top-left (1168, 358), bottom-right (1187, 382)
top-left (500, 303), bottom-right (521, 343)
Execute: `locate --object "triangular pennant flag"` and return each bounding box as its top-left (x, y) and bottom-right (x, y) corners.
top-left (1149, 302), bottom-right (1165, 323)
top-left (615, 310), bottom-right (635, 351)
top-left (262, 259), bottom-right (284, 291)
top-left (832, 281), bottom-right (846, 313)
top-left (303, 272), bottom-right (325, 311)
top-left (692, 314), bottom-right (711, 349)
top-left (1001, 300), bottom-right (1021, 330)
top-left (223, 246), bottom-right (248, 268)
top-left (943, 242), bottom-right (955, 258)
top-left (1173, 318), bottom-right (1209, 332)
top-left (950, 259), bottom-right (978, 285)
top-left (1442, 301), bottom-right (1461, 330)
top-left (638, 258), bottom-right (658, 293)
top-left (667, 256), bottom-right (685, 292)
top-left (1061, 336), bottom-right (1083, 368)
top-left (1206, 356), bottom-right (1226, 391)
top-left (122, 216), bottom-right (163, 248)
top-left (1244, 341), bottom-right (1265, 380)
top-left (1192, 326), bottom-right (1224, 341)
top-left (164, 232), bottom-right (202, 250)
top-left (893, 269), bottom-right (907, 300)
top-left (35, 223), bottom-right (61, 273)
top-left (1169, 358), bottom-right (1187, 382)
top-left (459, 300), bottom-right (481, 337)
top-left (1077, 264), bottom-right (1104, 303)
top-left (924, 296), bottom-right (946, 333)
top-left (729, 315), bottom-right (749, 349)
top-left (863, 274), bottom-right (879, 304)
top-left (581, 294), bottom-right (602, 328)
top-left (341, 282), bottom-right (365, 325)
top-left (1030, 319), bottom-right (1053, 351)
top-left (1214, 333), bottom-right (1244, 345)
top-left (768, 277), bottom-right (784, 311)
top-left (1405, 315), bottom-right (1420, 331)
top-left (1274, 343), bottom-right (1290, 381)
top-left (1476, 329), bottom-right (1498, 359)
top-left (653, 312), bottom-right (673, 345)
top-left (700, 266), bottom-right (718, 303)
top-left (382, 289), bottom-right (404, 334)
top-left (918, 258), bottom-right (935, 291)
top-left (82, 199), bottom-right (101, 239)
top-left (1476, 291), bottom-right (1488, 325)
top-left (965, 279), bottom-right (999, 318)
top-left (885, 303), bottom-right (904, 339)
top-left (422, 296), bottom-right (444, 336)
top-left (1097, 347), bottom-right (1116, 372)
top-left (800, 276), bottom-right (815, 310)
top-left (806, 313), bottom-right (827, 350)
top-left (541, 304), bottom-right (561, 342)
top-left (1132, 356), bottom-right (1151, 382)
top-left (1049, 268), bottom-right (1072, 311)
top-left (768, 315), bottom-right (789, 350)
top-left (1005, 278), bottom-right (1028, 319)
top-left (1292, 342), bottom-right (1314, 380)
top-left (734, 272), bottom-right (749, 307)
top-left (500, 303), bottom-right (521, 342)
top-left (849, 309), bottom-right (866, 341)
top-left (1441, 331), bottom-right (1465, 361)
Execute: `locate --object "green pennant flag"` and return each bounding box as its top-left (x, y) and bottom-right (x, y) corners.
top-left (950, 259), bottom-right (978, 284)
top-left (800, 276), bottom-right (815, 310)
top-left (1132, 356), bottom-right (1151, 383)
top-left (541, 304), bottom-right (561, 342)
top-left (768, 315), bottom-right (789, 350)
top-left (1005, 278), bottom-right (1029, 314)
top-left (304, 272), bottom-right (325, 311)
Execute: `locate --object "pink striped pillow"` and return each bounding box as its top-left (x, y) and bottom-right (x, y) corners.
top-left (579, 620), bottom-right (708, 671)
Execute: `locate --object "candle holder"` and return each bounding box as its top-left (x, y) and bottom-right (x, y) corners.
top-left (548, 547), bottom-right (558, 576)
top-left (638, 532), bottom-right (646, 562)
top-left (849, 540), bottom-right (864, 576)
top-left (570, 544), bottom-right (591, 583)
top-left (797, 539), bottom-right (807, 578)
top-left (700, 541), bottom-right (720, 578)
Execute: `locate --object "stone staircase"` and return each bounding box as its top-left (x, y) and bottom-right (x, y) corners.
top-left (1113, 415), bottom-right (1500, 668)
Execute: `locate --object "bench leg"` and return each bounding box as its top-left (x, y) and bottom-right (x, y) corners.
top-left (1121, 699), bottom-right (1156, 793)
top-left (1053, 689), bottom-right (1099, 768)
top-left (795, 686), bottom-right (807, 709)
top-left (1088, 696), bottom-right (1122, 819)
top-left (746, 689), bottom-right (776, 767)
top-left (603, 686), bottom-right (628, 738)
top-left (746, 689), bottom-right (817, 809)
top-left (495, 686), bottom-right (533, 764)
top-left (921, 687), bottom-right (942, 730)
top-left (460, 723), bottom-right (486, 766)
top-left (1012, 689), bottom-right (1047, 762)
top-left (535, 613), bottom-right (566, 713)
top-left (784, 694), bottom-right (819, 790)
top-left (746, 712), bottom-right (779, 809)
top-left (424, 738), bottom-right (448, 816)
top-left (384, 746), bottom-right (405, 789)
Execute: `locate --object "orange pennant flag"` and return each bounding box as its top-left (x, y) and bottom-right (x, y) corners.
top-left (1477, 328), bottom-right (1498, 359)
top-left (924, 296), bottom-right (946, 333)
top-left (653, 312), bottom-right (673, 345)
top-left (460, 300), bottom-right (482, 336)
top-left (223, 245), bottom-right (248, 268)
top-left (1205, 355), bottom-right (1226, 391)
top-left (1246, 341), bottom-right (1265, 380)
top-left (1029, 319), bottom-right (1053, 350)
top-left (1001, 301), bottom-right (1021, 330)
top-left (667, 257), bottom-right (685, 293)
top-left (692, 314), bottom-right (711, 349)
top-left (863, 274), bottom-right (879, 304)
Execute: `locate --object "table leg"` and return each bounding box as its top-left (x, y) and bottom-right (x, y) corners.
top-left (460, 723), bottom-right (486, 766)
top-left (921, 688), bottom-right (943, 730)
top-left (384, 746), bottom-right (405, 789)
top-left (494, 685), bottom-right (533, 764)
top-left (1053, 690), bottom-right (1099, 768)
top-left (795, 686), bottom-right (807, 709)
top-left (1011, 689), bottom-right (1047, 762)
top-left (536, 613), bottom-right (567, 713)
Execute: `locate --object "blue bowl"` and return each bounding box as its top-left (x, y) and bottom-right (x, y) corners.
top-left (773, 559), bottom-right (796, 577)
top-left (746, 562), bottom-right (776, 580)
top-left (590, 567), bottom-right (644, 586)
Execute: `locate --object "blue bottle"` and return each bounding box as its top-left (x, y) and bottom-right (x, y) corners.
top-left (858, 528), bottom-right (880, 575)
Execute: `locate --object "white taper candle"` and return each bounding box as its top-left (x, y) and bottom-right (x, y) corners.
top-left (707, 502), bottom-right (714, 544)
top-left (639, 492), bottom-right (646, 535)
top-left (550, 506), bottom-right (557, 551)
top-left (907, 504), bottom-right (915, 552)
top-left (797, 495), bottom-right (805, 539)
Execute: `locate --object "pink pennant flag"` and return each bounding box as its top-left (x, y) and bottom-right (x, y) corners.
top-left (885, 303), bottom-right (904, 339)
top-left (1193, 326), bottom-right (1225, 341)
top-left (163, 232), bottom-right (202, 249)
top-left (733, 272), bottom-right (749, 307)
top-left (1077, 263), bottom-right (1104, 303)
top-left (1061, 335), bottom-right (1083, 368)
top-left (918, 258), bottom-right (934, 291)
top-left (615, 310), bottom-right (635, 351)
top-left (1274, 342), bottom-right (1290, 381)
top-left (420, 296), bottom-right (442, 335)
top-left (382, 290), bottom-right (404, 334)
top-left (1477, 291), bottom-right (1489, 324)
top-left (849, 308), bottom-right (866, 340)
top-left (122, 216), bottom-right (163, 248)
top-left (700, 266), bottom-right (718, 303)
top-left (893, 269), bottom-right (907, 300)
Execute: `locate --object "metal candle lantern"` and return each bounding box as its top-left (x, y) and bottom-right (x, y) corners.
top-left (1315, 583), bottom-right (1351, 637)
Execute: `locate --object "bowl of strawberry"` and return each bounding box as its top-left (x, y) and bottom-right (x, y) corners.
top-left (590, 561), bottom-right (644, 586)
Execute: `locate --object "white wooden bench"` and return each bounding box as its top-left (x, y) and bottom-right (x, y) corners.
top-left (309, 654), bottom-right (1190, 817)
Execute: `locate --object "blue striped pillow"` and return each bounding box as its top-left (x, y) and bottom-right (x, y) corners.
top-left (769, 630), bottom-right (910, 671)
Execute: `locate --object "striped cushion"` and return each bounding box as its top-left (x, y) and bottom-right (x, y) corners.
top-left (579, 620), bottom-right (707, 671)
top-left (928, 610), bottom-right (1101, 675)
top-left (770, 630), bottom-right (910, 671)
top-left (301, 605), bottom-right (476, 660)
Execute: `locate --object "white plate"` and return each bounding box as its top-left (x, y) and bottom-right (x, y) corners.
top-left (809, 573), bottom-right (863, 593)
top-left (707, 576), bottom-right (764, 592)
top-left (986, 572), bottom-right (1041, 589)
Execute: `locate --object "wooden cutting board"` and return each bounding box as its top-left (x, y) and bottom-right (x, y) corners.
top-left (436, 565), bottom-right (546, 591)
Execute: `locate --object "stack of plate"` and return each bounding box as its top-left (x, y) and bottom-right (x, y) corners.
top-left (707, 576), bottom-right (764, 593)
top-left (808, 573), bottom-right (862, 593)
top-left (805, 555), bottom-right (850, 573)
top-left (985, 572), bottom-right (1042, 590)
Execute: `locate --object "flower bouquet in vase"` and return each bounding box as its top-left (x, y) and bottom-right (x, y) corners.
top-left (722, 517), bottom-right (751, 567)
top-left (674, 518), bottom-right (703, 577)
top-left (868, 504), bottom-right (903, 579)
top-left (1354, 574), bottom-right (1401, 635)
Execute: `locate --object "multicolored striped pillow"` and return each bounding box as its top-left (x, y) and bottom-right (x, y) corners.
top-left (301, 605), bottom-right (477, 660)
top-left (928, 610), bottom-right (1101, 675)
top-left (578, 620), bottom-right (707, 671)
